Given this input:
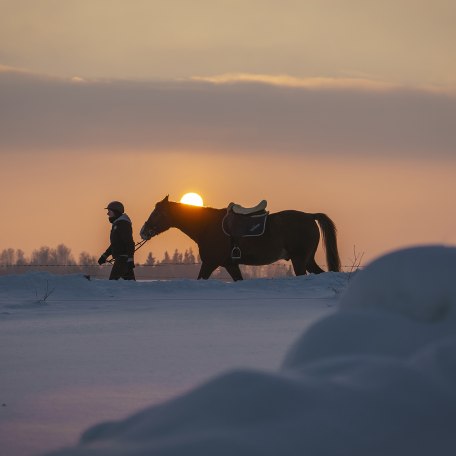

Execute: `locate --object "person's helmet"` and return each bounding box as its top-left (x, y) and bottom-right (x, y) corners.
top-left (105, 201), bottom-right (124, 214)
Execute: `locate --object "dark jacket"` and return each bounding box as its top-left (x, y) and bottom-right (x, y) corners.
top-left (103, 214), bottom-right (135, 260)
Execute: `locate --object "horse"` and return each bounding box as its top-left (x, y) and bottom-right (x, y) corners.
top-left (140, 196), bottom-right (341, 281)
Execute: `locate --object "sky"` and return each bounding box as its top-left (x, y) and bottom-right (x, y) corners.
top-left (1, 0), bottom-right (455, 267)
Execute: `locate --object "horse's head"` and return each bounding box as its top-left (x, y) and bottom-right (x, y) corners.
top-left (140, 195), bottom-right (172, 240)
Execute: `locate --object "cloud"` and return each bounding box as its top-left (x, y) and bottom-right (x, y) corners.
top-left (1, 69), bottom-right (455, 159)
top-left (193, 73), bottom-right (456, 96)
top-left (192, 73), bottom-right (400, 91)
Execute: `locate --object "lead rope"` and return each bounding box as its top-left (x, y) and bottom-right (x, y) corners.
top-left (134, 239), bottom-right (148, 252)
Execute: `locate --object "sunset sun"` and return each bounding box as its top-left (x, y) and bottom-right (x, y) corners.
top-left (180, 192), bottom-right (204, 206)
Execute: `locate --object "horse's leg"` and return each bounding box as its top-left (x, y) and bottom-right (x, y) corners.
top-left (307, 258), bottom-right (324, 274)
top-left (197, 262), bottom-right (218, 280)
top-left (291, 257), bottom-right (308, 276)
top-left (225, 264), bottom-right (243, 281)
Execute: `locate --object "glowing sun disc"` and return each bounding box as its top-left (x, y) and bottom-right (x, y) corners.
top-left (180, 192), bottom-right (204, 206)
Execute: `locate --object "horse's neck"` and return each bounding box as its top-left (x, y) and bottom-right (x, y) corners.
top-left (170, 204), bottom-right (216, 243)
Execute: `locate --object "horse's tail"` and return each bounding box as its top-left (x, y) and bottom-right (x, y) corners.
top-left (313, 213), bottom-right (341, 272)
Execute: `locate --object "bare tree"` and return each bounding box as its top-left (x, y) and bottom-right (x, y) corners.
top-left (16, 249), bottom-right (27, 265)
top-left (79, 251), bottom-right (98, 265)
top-left (0, 248), bottom-right (15, 265)
top-left (54, 244), bottom-right (76, 265)
top-left (31, 246), bottom-right (52, 265)
top-left (30, 245), bottom-right (76, 265)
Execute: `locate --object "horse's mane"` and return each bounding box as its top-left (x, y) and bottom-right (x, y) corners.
top-left (169, 201), bottom-right (225, 214)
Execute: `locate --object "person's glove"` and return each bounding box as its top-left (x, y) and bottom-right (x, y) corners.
top-left (127, 258), bottom-right (135, 269)
top-left (98, 254), bottom-right (108, 265)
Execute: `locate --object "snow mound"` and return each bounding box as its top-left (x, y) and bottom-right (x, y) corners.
top-left (283, 246), bottom-right (456, 368)
top-left (339, 245), bottom-right (456, 322)
top-left (44, 246), bottom-right (456, 456)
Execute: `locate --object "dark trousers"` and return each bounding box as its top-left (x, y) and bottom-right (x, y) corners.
top-left (109, 260), bottom-right (136, 281)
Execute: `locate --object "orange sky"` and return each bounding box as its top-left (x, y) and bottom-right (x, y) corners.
top-left (2, 149), bottom-right (455, 269)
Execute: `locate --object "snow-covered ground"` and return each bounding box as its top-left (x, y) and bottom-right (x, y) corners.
top-left (0, 269), bottom-right (344, 456)
top-left (1, 246), bottom-right (456, 455)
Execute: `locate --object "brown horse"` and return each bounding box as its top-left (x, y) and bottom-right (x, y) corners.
top-left (140, 196), bottom-right (341, 281)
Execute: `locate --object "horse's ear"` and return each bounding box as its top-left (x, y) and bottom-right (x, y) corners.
top-left (161, 195), bottom-right (169, 203)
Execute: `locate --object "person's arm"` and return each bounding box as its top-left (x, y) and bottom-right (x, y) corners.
top-left (98, 246), bottom-right (112, 264)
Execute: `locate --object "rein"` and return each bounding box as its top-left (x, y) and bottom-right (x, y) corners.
top-left (134, 239), bottom-right (148, 252)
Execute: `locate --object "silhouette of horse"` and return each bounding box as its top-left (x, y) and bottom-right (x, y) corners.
top-left (140, 196), bottom-right (341, 281)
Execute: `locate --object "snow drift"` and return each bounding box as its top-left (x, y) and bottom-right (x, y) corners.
top-left (44, 246), bottom-right (456, 456)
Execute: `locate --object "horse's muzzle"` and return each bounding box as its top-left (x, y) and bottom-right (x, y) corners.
top-left (140, 224), bottom-right (156, 240)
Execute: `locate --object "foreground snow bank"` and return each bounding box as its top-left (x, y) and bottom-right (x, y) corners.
top-left (45, 246), bottom-right (456, 456)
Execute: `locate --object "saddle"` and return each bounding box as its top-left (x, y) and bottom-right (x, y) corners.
top-left (229, 200), bottom-right (267, 215)
top-left (222, 200), bottom-right (269, 260)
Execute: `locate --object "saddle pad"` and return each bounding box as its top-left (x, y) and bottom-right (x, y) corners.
top-left (222, 212), bottom-right (268, 237)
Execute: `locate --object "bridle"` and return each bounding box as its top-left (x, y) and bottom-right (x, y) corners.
top-left (140, 221), bottom-right (156, 240)
top-left (141, 206), bottom-right (171, 240)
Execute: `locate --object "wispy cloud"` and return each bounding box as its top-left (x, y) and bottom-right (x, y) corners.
top-left (193, 72), bottom-right (456, 95)
top-left (192, 73), bottom-right (399, 92)
top-left (1, 69), bottom-right (455, 160)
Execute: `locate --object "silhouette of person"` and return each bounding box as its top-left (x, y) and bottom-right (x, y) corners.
top-left (98, 201), bottom-right (136, 280)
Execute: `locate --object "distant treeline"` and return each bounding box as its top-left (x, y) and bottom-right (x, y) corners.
top-left (0, 245), bottom-right (294, 279)
top-left (0, 245), bottom-right (198, 266)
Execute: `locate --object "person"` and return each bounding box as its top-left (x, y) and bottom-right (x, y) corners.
top-left (98, 201), bottom-right (136, 280)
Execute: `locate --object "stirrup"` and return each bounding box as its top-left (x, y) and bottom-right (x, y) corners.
top-left (231, 246), bottom-right (241, 260)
